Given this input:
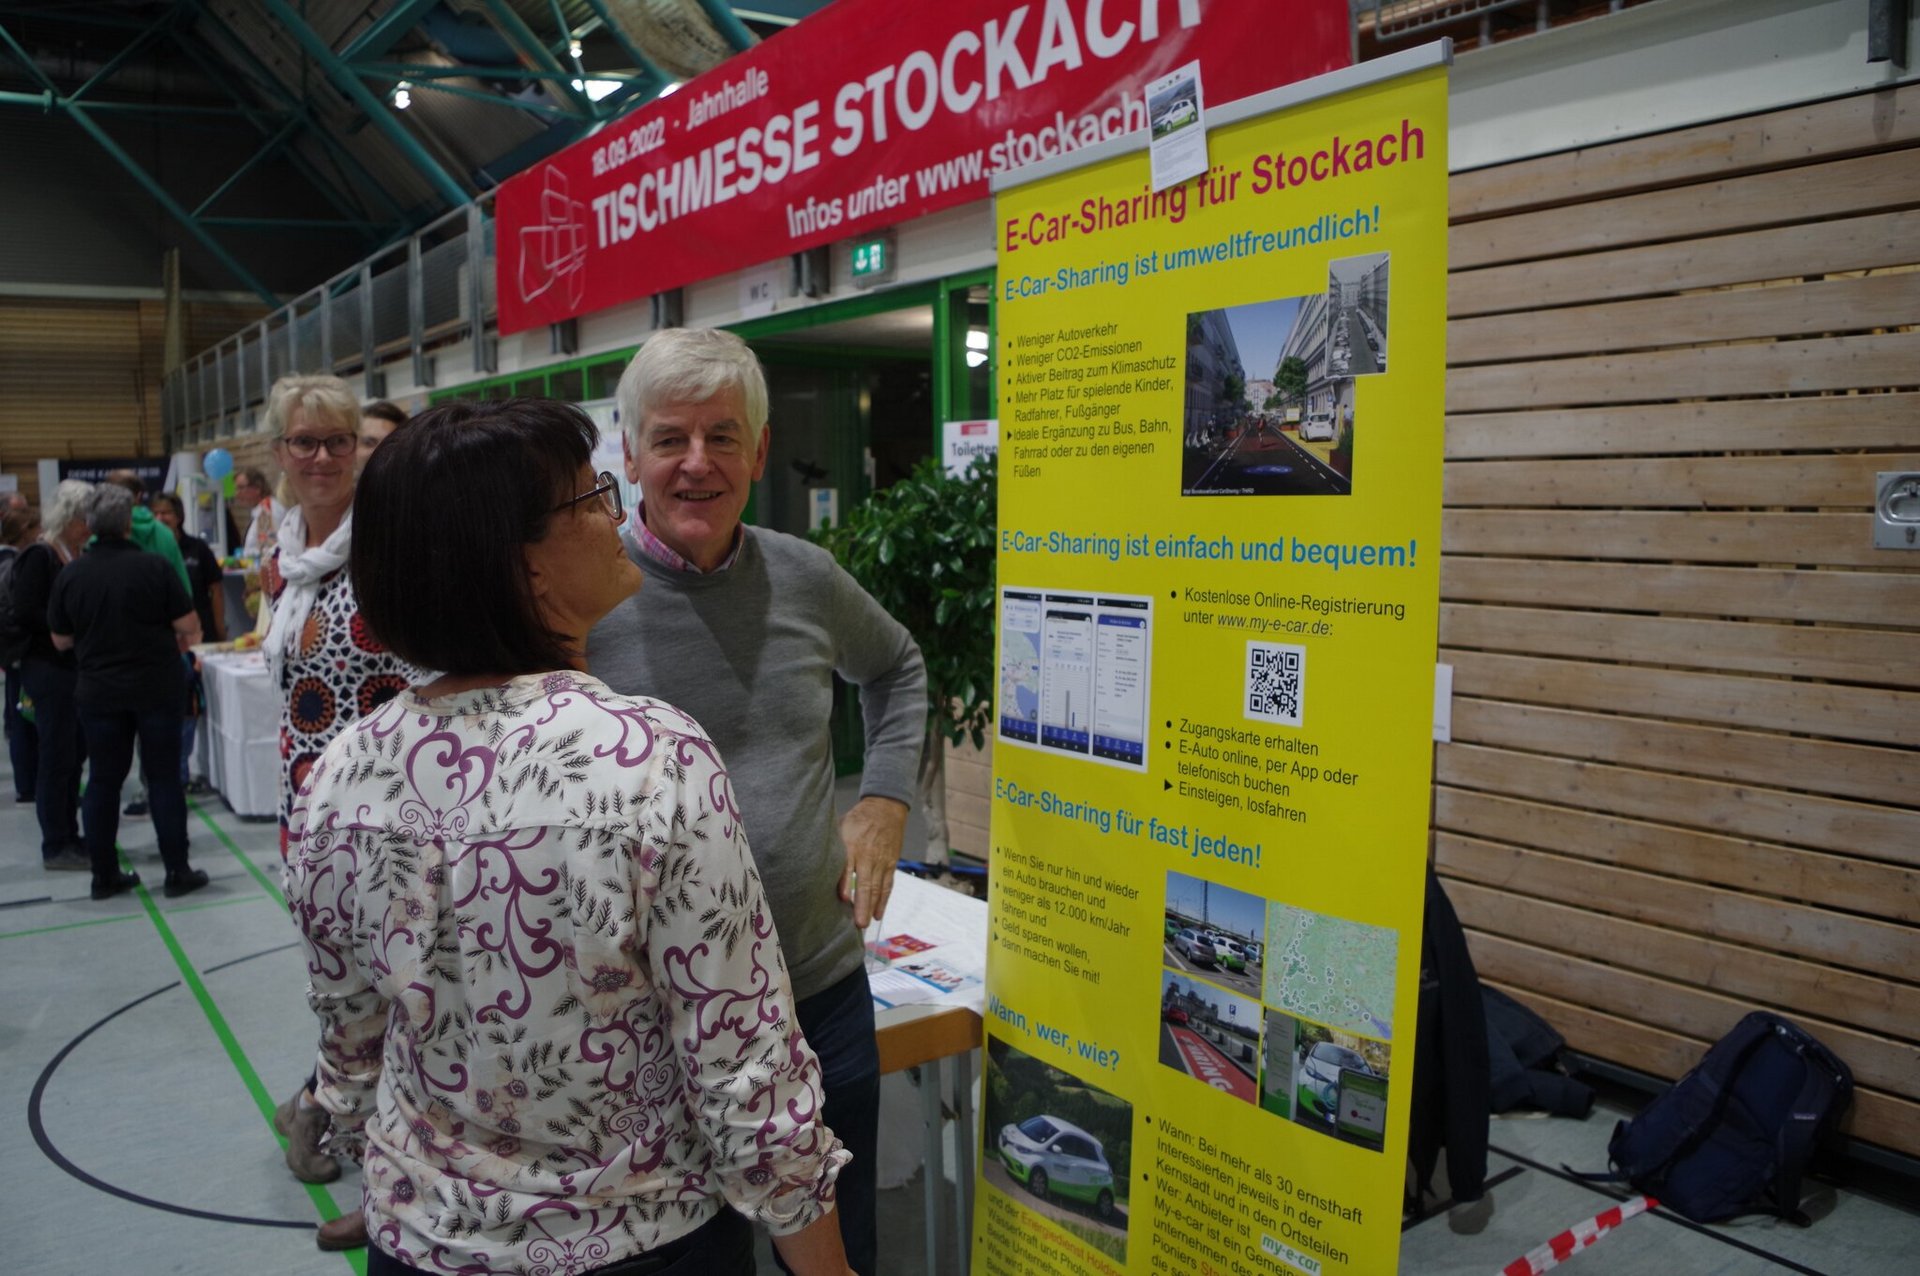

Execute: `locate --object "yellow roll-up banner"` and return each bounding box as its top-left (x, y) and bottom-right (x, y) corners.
top-left (977, 53), bottom-right (1450, 1276)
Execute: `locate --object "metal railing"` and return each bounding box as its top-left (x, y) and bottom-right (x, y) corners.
top-left (164, 193), bottom-right (498, 448)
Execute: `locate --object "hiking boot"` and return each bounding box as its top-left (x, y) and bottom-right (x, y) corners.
top-left (44, 847), bottom-right (90, 872)
top-left (280, 1096), bottom-right (341, 1184)
top-left (163, 868), bottom-right (210, 898)
top-left (90, 870), bottom-right (141, 900)
top-left (316, 1209), bottom-right (368, 1252)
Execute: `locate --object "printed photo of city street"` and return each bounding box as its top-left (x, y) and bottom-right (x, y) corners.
top-left (1179, 292), bottom-right (1357, 497)
top-left (1327, 252), bottom-right (1389, 377)
top-left (1159, 969), bottom-right (1263, 1106)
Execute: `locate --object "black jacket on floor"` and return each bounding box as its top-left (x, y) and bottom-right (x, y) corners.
top-left (1407, 868), bottom-right (1490, 1205)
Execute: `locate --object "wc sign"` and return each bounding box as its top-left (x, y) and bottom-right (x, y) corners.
top-left (943, 418), bottom-right (997, 476)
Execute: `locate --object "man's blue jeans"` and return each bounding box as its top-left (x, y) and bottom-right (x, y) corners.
top-left (78, 704), bottom-right (189, 887)
top-left (785, 965), bottom-right (879, 1276)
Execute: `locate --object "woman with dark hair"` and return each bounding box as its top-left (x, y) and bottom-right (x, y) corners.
top-left (13, 480), bottom-right (93, 871)
top-left (3, 501), bottom-right (42, 804)
top-left (151, 491), bottom-right (224, 645)
top-left (356, 399), bottom-right (407, 474)
top-left (287, 399), bottom-right (854, 1276)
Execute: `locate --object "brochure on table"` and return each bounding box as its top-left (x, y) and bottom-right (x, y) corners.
top-left (976, 47), bottom-right (1450, 1276)
top-left (866, 868), bottom-right (990, 1015)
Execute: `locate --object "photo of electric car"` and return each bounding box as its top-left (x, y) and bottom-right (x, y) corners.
top-left (1296, 1041), bottom-right (1375, 1122)
top-left (998, 1115), bottom-right (1118, 1219)
top-left (1213, 938), bottom-right (1248, 972)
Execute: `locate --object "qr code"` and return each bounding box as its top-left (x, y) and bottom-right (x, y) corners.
top-left (1245, 642), bottom-right (1305, 726)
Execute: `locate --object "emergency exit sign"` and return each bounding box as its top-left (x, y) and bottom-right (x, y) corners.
top-left (850, 232), bottom-right (895, 287)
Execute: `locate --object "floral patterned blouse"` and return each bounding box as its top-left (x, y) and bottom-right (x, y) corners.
top-left (286, 671), bottom-right (846, 1272)
top-left (262, 551), bottom-right (418, 832)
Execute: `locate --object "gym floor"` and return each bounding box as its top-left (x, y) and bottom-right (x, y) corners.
top-left (2, 759), bottom-right (1913, 1275)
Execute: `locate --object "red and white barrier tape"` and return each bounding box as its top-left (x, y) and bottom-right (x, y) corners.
top-left (1498, 1194), bottom-right (1658, 1276)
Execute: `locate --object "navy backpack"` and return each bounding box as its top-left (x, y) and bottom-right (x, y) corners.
top-left (1595, 1011), bottom-right (1852, 1224)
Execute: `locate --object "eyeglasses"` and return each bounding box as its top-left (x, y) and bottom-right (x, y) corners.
top-left (279, 433), bottom-right (356, 459)
top-left (555, 471), bottom-right (623, 522)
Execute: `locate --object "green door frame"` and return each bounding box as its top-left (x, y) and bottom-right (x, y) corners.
top-left (433, 267), bottom-right (1000, 459)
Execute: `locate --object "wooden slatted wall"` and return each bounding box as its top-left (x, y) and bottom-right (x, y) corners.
top-left (1441, 84), bottom-right (1920, 1156)
top-left (0, 296), bottom-right (267, 509)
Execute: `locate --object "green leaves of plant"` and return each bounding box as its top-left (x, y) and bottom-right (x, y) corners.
top-left (812, 453), bottom-right (998, 748)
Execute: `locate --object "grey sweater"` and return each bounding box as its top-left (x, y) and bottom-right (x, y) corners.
top-left (586, 525), bottom-right (927, 1001)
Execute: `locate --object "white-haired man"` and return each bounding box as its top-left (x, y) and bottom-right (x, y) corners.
top-left (587, 327), bottom-right (926, 1276)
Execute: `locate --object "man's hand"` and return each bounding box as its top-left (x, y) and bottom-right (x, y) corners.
top-left (838, 796), bottom-right (908, 928)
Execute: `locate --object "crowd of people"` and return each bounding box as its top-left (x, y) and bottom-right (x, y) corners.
top-left (6, 333), bottom-right (925, 1275)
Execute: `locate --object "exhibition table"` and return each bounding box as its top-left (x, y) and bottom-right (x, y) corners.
top-left (870, 870), bottom-right (988, 1276)
top-left (197, 649), bottom-right (278, 818)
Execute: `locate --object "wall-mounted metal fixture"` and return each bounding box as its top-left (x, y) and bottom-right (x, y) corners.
top-left (1869, 0), bottom-right (1910, 67)
top-left (793, 246), bottom-right (830, 298)
top-left (1875, 472), bottom-right (1920, 548)
top-left (651, 288), bottom-right (684, 329)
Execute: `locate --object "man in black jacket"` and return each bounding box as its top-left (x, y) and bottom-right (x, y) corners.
top-left (48, 485), bottom-right (208, 901)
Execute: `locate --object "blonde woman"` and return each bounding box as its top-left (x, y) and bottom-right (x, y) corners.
top-left (255, 374), bottom-right (420, 1246)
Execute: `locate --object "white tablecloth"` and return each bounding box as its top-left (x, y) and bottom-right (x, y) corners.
top-left (198, 650), bottom-right (278, 818)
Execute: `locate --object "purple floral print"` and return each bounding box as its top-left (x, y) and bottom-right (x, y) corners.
top-left (286, 671), bottom-right (846, 1272)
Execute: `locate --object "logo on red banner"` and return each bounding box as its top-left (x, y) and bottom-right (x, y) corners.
top-left (495, 0), bottom-right (1349, 333)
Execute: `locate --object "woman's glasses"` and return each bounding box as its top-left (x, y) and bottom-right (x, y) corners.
top-left (278, 433), bottom-right (356, 459)
top-left (555, 471), bottom-right (624, 522)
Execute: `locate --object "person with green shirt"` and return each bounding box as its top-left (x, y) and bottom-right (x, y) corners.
top-left (102, 471), bottom-right (191, 593)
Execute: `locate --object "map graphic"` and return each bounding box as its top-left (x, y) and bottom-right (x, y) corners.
top-left (1001, 630), bottom-right (1040, 724)
top-left (1264, 904), bottom-right (1398, 1040)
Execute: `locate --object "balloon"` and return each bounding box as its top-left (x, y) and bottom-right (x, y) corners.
top-left (203, 448), bottom-right (234, 480)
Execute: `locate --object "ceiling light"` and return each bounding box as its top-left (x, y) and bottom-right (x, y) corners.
top-left (966, 350), bottom-right (987, 368)
top-left (657, 81), bottom-right (682, 97)
top-left (571, 78), bottom-right (623, 101)
top-left (393, 81), bottom-right (411, 110)
top-left (568, 39), bottom-right (583, 59)
top-left (965, 328), bottom-right (989, 351)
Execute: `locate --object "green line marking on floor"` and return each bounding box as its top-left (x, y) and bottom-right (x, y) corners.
top-left (0, 891), bottom-right (263, 939)
top-left (166, 892), bottom-right (268, 918)
top-left (188, 795), bottom-right (285, 906)
top-left (0, 911), bottom-right (144, 941)
top-left (121, 847), bottom-right (367, 1275)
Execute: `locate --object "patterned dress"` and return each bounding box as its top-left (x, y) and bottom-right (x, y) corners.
top-left (262, 551), bottom-right (417, 834)
top-left (286, 671), bottom-right (845, 1271)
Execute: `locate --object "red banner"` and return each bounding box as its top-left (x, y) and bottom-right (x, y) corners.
top-left (494, 0), bottom-right (1350, 334)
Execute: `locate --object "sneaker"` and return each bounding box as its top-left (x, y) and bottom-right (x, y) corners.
top-left (316, 1209), bottom-right (368, 1252)
top-left (163, 868), bottom-right (210, 899)
top-left (281, 1096), bottom-right (341, 1184)
top-left (123, 799), bottom-right (149, 817)
top-left (90, 870), bottom-right (141, 901)
top-left (43, 847), bottom-right (91, 872)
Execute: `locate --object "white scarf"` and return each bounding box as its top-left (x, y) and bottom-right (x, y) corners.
top-left (263, 505), bottom-right (352, 687)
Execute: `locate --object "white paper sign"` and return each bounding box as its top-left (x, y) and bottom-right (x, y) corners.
top-left (1432, 661), bottom-right (1454, 743)
top-left (942, 418), bottom-right (997, 476)
top-left (739, 263), bottom-right (782, 318)
top-left (1146, 60), bottom-right (1208, 192)
top-left (809, 486), bottom-right (839, 530)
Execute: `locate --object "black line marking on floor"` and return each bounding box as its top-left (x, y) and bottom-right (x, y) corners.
top-left (1489, 1143), bottom-right (1834, 1276)
top-left (28, 956), bottom-right (316, 1229)
top-left (203, 940), bottom-right (299, 975)
top-left (1402, 1163), bottom-right (1525, 1232)
top-left (0, 894), bottom-right (54, 909)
